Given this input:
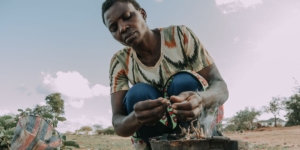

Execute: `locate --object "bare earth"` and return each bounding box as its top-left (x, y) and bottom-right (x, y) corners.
top-left (224, 125), bottom-right (300, 150)
top-left (67, 125), bottom-right (300, 150)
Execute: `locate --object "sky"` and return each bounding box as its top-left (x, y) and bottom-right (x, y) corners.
top-left (1, 0), bottom-right (300, 133)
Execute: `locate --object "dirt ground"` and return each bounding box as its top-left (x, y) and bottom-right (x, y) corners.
top-left (66, 125), bottom-right (300, 150)
top-left (66, 135), bottom-right (132, 150)
top-left (224, 125), bottom-right (300, 150)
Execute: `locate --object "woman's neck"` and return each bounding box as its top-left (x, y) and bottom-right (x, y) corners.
top-left (133, 29), bottom-right (160, 57)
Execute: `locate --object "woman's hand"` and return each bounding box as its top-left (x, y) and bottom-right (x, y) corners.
top-left (170, 91), bottom-right (203, 121)
top-left (133, 97), bottom-right (169, 126)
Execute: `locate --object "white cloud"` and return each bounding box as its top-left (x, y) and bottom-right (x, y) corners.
top-left (215, 0), bottom-right (263, 14)
top-left (233, 36), bottom-right (240, 44)
top-left (41, 71), bottom-right (93, 99)
top-left (91, 84), bottom-right (110, 97)
top-left (39, 101), bottom-right (47, 106)
top-left (0, 109), bottom-right (10, 116)
top-left (38, 71), bottom-right (110, 108)
top-left (240, 0), bottom-right (262, 8)
top-left (68, 99), bottom-right (85, 109)
top-left (215, 0), bottom-right (262, 8)
top-left (215, 0), bottom-right (237, 5)
top-left (155, 0), bottom-right (163, 2)
top-left (56, 115), bottom-right (112, 133)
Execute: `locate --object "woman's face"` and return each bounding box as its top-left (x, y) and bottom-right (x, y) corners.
top-left (104, 2), bottom-right (147, 47)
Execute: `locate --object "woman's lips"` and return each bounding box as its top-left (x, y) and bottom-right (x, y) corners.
top-left (125, 32), bottom-right (136, 43)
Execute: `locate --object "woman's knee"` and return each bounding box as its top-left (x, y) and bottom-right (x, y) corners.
top-left (123, 83), bottom-right (161, 113)
top-left (167, 73), bottom-right (203, 96)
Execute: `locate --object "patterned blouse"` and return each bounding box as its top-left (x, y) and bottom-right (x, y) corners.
top-left (109, 25), bottom-right (214, 94)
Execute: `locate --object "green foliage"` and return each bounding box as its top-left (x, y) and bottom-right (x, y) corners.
top-left (32, 105), bottom-right (52, 116)
top-left (93, 124), bottom-right (103, 130)
top-left (94, 129), bottom-right (103, 135)
top-left (223, 124), bottom-right (238, 132)
top-left (80, 126), bottom-right (93, 135)
top-left (53, 120), bottom-right (59, 128)
top-left (285, 94), bottom-right (300, 126)
top-left (57, 117), bottom-right (67, 122)
top-left (64, 131), bottom-right (73, 135)
top-left (0, 115), bottom-right (17, 149)
top-left (62, 134), bottom-right (66, 141)
top-left (42, 113), bottom-right (54, 119)
top-left (93, 124), bottom-right (104, 135)
top-left (102, 126), bottom-right (115, 135)
top-left (58, 134), bottom-right (80, 149)
top-left (25, 108), bottom-right (32, 112)
top-left (45, 93), bottom-right (65, 116)
top-left (62, 141), bottom-right (80, 148)
top-left (263, 96), bottom-right (284, 127)
top-left (80, 126), bottom-right (93, 131)
top-left (41, 93), bottom-right (66, 129)
top-left (223, 107), bottom-right (261, 131)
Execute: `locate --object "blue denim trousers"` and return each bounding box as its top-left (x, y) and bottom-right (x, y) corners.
top-left (123, 72), bottom-right (204, 144)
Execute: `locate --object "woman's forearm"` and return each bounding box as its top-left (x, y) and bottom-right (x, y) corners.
top-left (112, 112), bottom-right (143, 137)
top-left (198, 80), bottom-right (229, 109)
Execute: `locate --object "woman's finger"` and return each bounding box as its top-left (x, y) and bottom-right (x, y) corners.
top-left (135, 104), bottom-right (167, 120)
top-left (134, 98), bottom-right (168, 111)
top-left (171, 95), bottom-right (200, 110)
top-left (169, 91), bottom-right (192, 103)
top-left (137, 111), bottom-right (165, 125)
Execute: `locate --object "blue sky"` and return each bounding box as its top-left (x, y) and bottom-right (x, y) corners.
top-left (1, 0), bottom-right (300, 132)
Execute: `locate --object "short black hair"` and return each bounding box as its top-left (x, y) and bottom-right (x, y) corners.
top-left (102, 0), bottom-right (141, 25)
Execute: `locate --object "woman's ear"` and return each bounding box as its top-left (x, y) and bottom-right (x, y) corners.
top-left (139, 8), bottom-right (147, 21)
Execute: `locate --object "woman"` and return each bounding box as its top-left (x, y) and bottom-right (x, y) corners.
top-left (102, 0), bottom-right (229, 149)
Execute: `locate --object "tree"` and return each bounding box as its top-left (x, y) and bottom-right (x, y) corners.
top-left (102, 126), bottom-right (115, 135)
top-left (45, 93), bottom-right (65, 116)
top-left (222, 117), bottom-right (238, 132)
top-left (64, 131), bottom-right (73, 135)
top-left (44, 93), bottom-right (66, 128)
top-left (285, 94), bottom-right (300, 126)
top-left (16, 93), bottom-right (66, 128)
top-left (292, 77), bottom-right (300, 94)
top-left (225, 107), bottom-right (261, 131)
top-left (263, 96), bottom-right (284, 127)
top-left (80, 126), bottom-right (93, 135)
top-left (93, 124), bottom-right (103, 135)
top-left (32, 104), bottom-right (52, 116)
top-left (93, 124), bottom-right (103, 130)
top-left (0, 114), bottom-right (17, 150)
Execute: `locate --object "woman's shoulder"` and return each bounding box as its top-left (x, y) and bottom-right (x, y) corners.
top-left (159, 25), bottom-right (189, 33)
top-left (109, 47), bottom-right (132, 66)
top-left (112, 47), bottom-right (132, 59)
top-left (159, 24), bottom-right (188, 30)
top-left (159, 25), bottom-right (191, 41)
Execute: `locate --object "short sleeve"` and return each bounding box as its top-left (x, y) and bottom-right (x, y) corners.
top-left (180, 25), bottom-right (214, 72)
top-left (109, 54), bottom-right (129, 94)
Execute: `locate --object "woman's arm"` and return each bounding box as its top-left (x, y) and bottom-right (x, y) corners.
top-left (197, 63), bottom-right (229, 108)
top-left (169, 63), bottom-right (228, 121)
top-left (111, 91), bottom-right (142, 137)
top-left (111, 91), bottom-right (169, 137)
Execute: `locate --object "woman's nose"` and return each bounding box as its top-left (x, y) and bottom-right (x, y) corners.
top-left (119, 22), bottom-right (129, 34)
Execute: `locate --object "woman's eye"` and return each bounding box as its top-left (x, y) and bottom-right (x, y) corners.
top-left (110, 25), bottom-right (117, 32)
